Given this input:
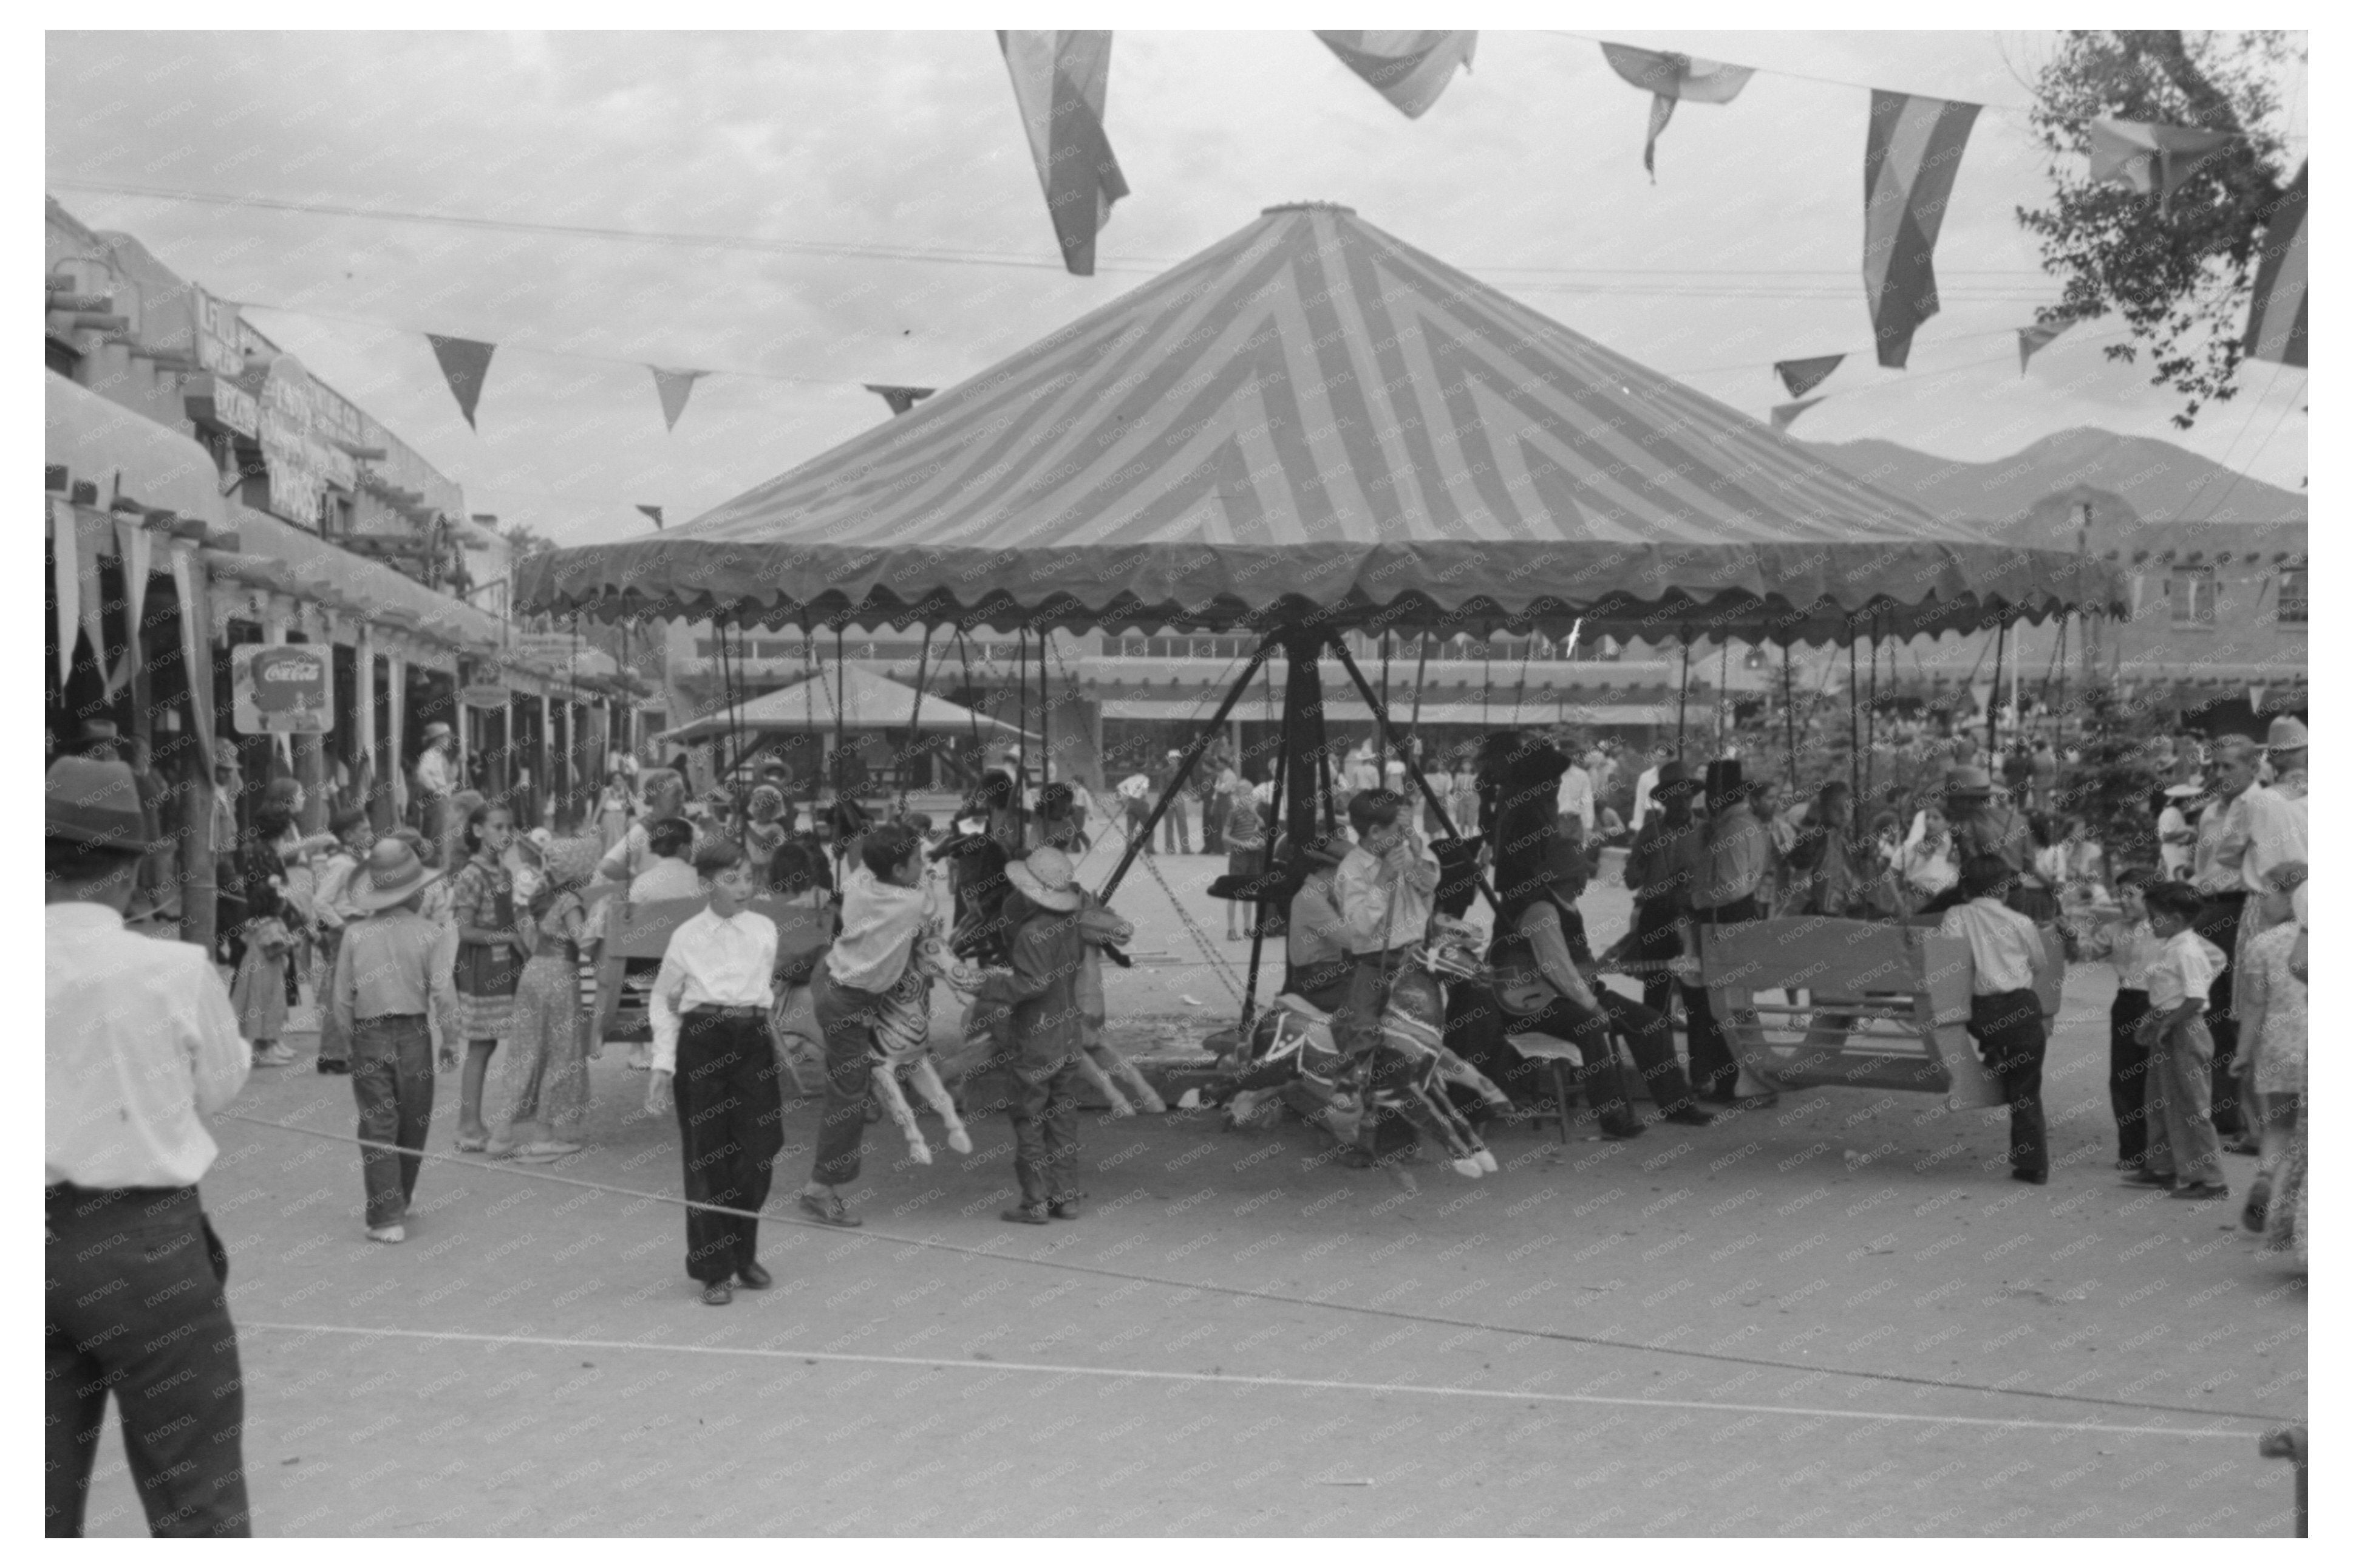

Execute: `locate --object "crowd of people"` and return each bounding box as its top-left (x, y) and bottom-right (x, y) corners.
top-left (45, 706), bottom-right (2308, 1533)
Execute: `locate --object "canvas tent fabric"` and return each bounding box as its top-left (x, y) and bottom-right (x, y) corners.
top-left (522, 203), bottom-right (2123, 647)
top-left (657, 664), bottom-right (1037, 745)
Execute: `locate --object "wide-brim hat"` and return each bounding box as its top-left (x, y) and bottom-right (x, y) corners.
top-left (1006, 846), bottom-right (1083, 911)
top-left (2164, 780), bottom-right (2208, 799)
top-left (2266, 715), bottom-right (2309, 752)
top-left (46, 756), bottom-right (159, 853)
top-left (353, 838), bottom-right (443, 910)
top-left (1652, 760), bottom-right (1701, 797)
top-left (423, 721), bottom-right (453, 742)
top-left (1007, 842), bottom-right (1087, 904)
top-left (1297, 831), bottom-right (1351, 868)
top-left (1943, 765), bottom-right (1995, 796)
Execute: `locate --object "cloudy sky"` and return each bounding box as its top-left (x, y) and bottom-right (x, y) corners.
top-left (47, 29), bottom-right (2309, 548)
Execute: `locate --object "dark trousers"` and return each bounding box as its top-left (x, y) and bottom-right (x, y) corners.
top-left (1334, 947), bottom-right (1413, 1058)
top-left (316, 928), bottom-right (350, 1066)
top-left (808, 967), bottom-right (884, 1187)
top-left (1967, 989), bottom-right (2049, 1177)
top-left (2193, 893), bottom-right (2247, 1135)
top-left (1632, 904), bottom-right (1681, 1017)
top-left (1683, 896), bottom-right (1759, 1099)
top-left (2108, 986), bottom-right (2154, 1167)
top-left (352, 1014), bottom-right (435, 1227)
top-left (45, 1185), bottom-right (250, 1538)
top-left (1008, 1052), bottom-right (1085, 1207)
top-left (1598, 987), bottom-right (1702, 1114)
top-left (673, 1010), bottom-right (786, 1283)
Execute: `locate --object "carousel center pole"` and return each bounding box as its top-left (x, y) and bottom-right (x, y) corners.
top-left (1095, 635), bottom-right (1277, 904)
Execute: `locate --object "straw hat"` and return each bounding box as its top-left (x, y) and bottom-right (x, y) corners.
top-left (352, 837), bottom-right (443, 911)
top-left (1005, 846), bottom-right (1083, 911)
top-left (423, 721), bottom-right (453, 743)
top-left (2266, 715), bottom-right (2309, 753)
top-left (2163, 780), bottom-right (2207, 800)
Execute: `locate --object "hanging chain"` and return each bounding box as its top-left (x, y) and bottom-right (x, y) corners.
top-left (1127, 845), bottom-right (1247, 1004)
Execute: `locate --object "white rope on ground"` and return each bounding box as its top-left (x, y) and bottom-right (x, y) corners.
top-left (214, 1110), bottom-right (2295, 1429)
top-left (233, 1321), bottom-right (2260, 1444)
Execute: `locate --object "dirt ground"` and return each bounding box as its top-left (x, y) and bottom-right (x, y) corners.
top-left (77, 844), bottom-right (2307, 1537)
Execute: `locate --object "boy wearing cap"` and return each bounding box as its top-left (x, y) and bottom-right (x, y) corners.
top-left (332, 839), bottom-right (458, 1243)
top-left (46, 757), bottom-right (254, 1536)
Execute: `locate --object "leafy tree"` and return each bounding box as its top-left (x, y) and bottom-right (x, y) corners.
top-left (2015, 30), bottom-right (2304, 427)
top-left (499, 519), bottom-right (559, 564)
top-left (2052, 680), bottom-right (2164, 879)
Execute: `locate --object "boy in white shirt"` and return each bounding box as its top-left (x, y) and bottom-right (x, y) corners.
top-left (1938, 854), bottom-right (2052, 1184)
top-left (645, 840), bottom-right (784, 1305)
top-left (2082, 869), bottom-right (2163, 1171)
top-left (1332, 789), bottom-right (1439, 1060)
top-left (2127, 881), bottom-right (2230, 1200)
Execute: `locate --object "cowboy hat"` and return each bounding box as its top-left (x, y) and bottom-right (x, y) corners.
top-left (2265, 715), bottom-right (2309, 752)
top-left (352, 837), bottom-right (443, 911)
top-left (1652, 760), bottom-right (1701, 797)
top-left (46, 756), bottom-right (158, 853)
top-left (1943, 765), bottom-right (1996, 796)
top-left (1005, 846), bottom-right (1083, 912)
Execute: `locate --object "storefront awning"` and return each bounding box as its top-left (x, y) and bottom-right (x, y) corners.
top-left (46, 372), bottom-right (226, 532)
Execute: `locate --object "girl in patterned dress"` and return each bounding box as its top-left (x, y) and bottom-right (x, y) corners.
top-left (488, 839), bottom-right (602, 1162)
top-left (2233, 861), bottom-right (2307, 1250)
top-left (448, 803), bottom-right (526, 1151)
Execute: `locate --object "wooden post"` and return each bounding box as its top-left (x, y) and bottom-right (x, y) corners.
top-left (355, 622), bottom-right (378, 824)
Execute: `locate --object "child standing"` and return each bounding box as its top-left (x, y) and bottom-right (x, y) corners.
top-left (803, 823), bottom-right (933, 1229)
top-left (2129, 881), bottom-right (2230, 1201)
top-left (310, 807), bottom-right (375, 1076)
top-left (993, 847), bottom-right (1092, 1224)
top-left (2083, 869), bottom-right (2164, 1171)
top-left (2232, 861), bottom-right (2307, 1234)
top-left (448, 803), bottom-right (527, 1153)
top-left (1937, 854), bottom-right (2052, 1185)
top-left (488, 839), bottom-right (601, 1162)
top-left (331, 839), bottom-right (456, 1243)
top-left (645, 840), bottom-right (786, 1306)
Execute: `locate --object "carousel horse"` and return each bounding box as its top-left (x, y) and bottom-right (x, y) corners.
top-left (867, 921), bottom-right (983, 1165)
top-left (1222, 918), bottom-right (1508, 1186)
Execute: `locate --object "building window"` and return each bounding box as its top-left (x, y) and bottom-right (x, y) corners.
top-left (2168, 566), bottom-right (2218, 629)
top-left (2277, 569), bottom-right (2307, 627)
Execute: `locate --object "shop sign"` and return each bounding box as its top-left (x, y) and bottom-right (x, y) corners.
top-left (256, 355), bottom-right (328, 527)
top-left (232, 643), bottom-right (334, 734)
top-left (460, 661), bottom-right (511, 708)
top-left (194, 290), bottom-right (245, 378)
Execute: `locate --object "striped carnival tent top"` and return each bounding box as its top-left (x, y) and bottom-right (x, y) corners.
top-left (522, 203), bottom-right (2123, 645)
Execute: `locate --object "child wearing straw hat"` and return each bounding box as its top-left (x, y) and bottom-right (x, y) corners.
top-left (331, 838), bottom-right (457, 1243)
top-left (487, 837), bottom-right (604, 1162)
top-left (992, 847), bottom-right (1092, 1224)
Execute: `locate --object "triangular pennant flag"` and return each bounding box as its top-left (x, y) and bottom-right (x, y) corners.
top-left (864, 384), bottom-right (935, 417)
top-left (50, 497), bottom-right (78, 687)
top-left (1863, 90), bottom-right (1981, 369)
top-left (635, 505), bottom-right (664, 530)
top-left (2249, 683), bottom-right (2267, 713)
top-left (1315, 30), bottom-right (1477, 120)
top-left (172, 544), bottom-right (217, 769)
top-left (2087, 118), bottom-right (2234, 211)
top-left (2243, 162), bottom-right (2307, 369)
top-left (1771, 397), bottom-right (1826, 432)
top-left (74, 507), bottom-right (107, 689)
top-left (2016, 316), bottom-right (2079, 375)
top-left (650, 366), bottom-right (706, 432)
top-left (998, 31), bottom-right (1128, 276)
top-left (1969, 680), bottom-right (1995, 719)
top-left (426, 333), bottom-right (495, 429)
top-left (1774, 354), bottom-right (1845, 399)
top-left (107, 516), bottom-right (153, 700)
top-left (1600, 44), bottom-right (1754, 179)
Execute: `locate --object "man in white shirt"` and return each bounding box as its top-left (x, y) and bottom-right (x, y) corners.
top-left (46, 757), bottom-right (253, 1536)
top-left (413, 721), bottom-right (457, 842)
top-left (1629, 753), bottom-right (1663, 833)
top-left (645, 839), bottom-right (785, 1306)
top-left (2190, 735), bottom-right (2300, 1140)
top-left (1937, 853), bottom-right (2052, 1184)
top-left (1554, 752), bottom-right (1595, 837)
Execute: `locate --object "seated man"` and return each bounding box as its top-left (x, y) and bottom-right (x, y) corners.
top-left (628, 817), bottom-right (704, 902)
top-left (1494, 837), bottom-right (1716, 1133)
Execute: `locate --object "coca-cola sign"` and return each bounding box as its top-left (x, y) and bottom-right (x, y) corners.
top-left (231, 643), bottom-right (333, 734)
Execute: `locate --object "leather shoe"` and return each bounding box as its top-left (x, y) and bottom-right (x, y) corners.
top-left (2119, 1169), bottom-right (2177, 1188)
top-left (1599, 1121), bottom-right (1646, 1141)
top-left (737, 1261), bottom-right (774, 1290)
top-left (2010, 1168), bottom-right (2049, 1186)
top-left (1048, 1199), bottom-right (1083, 1220)
top-left (701, 1280), bottom-right (734, 1306)
top-left (1663, 1105), bottom-right (1717, 1127)
top-left (1001, 1205), bottom-right (1050, 1225)
top-left (797, 1190), bottom-right (862, 1228)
